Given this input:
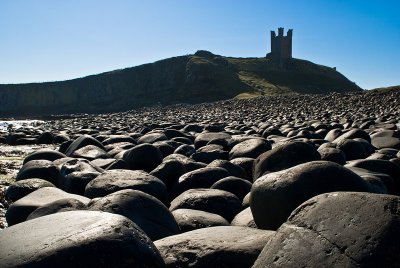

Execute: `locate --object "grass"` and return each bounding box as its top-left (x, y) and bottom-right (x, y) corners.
top-left (369, 85), bottom-right (400, 93)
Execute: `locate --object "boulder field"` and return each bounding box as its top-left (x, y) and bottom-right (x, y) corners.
top-left (1, 89), bottom-right (400, 267)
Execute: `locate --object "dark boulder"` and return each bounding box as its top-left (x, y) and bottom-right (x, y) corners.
top-left (207, 159), bottom-right (249, 180)
top-left (64, 134), bottom-right (105, 157)
top-left (72, 145), bottom-right (109, 161)
top-left (253, 141), bottom-right (321, 181)
top-left (155, 226), bottom-right (274, 268)
top-left (229, 138), bottom-right (271, 159)
top-left (172, 208), bottom-right (229, 232)
top-left (5, 178), bottom-right (55, 202)
top-left (88, 189), bottom-right (179, 240)
top-left (252, 192), bottom-right (400, 268)
top-left (23, 149), bottom-right (66, 164)
top-left (58, 159), bottom-right (103, 195)
top-left (170, 167), bottom-right (229, 199)
top-left (231, 207), bottom-right (257, 228)
top-left (123, 143), bottom-right (163, 172)
top-left (84, 169), bottom-right (168, 204)
top-left (0, 211), bottom-right (165, 268)
top-left (317, 147), bottom-right (346, 165)
top-left (6, 187), bottom-right (90, 226)
top-left (210, 176), bottom-right (252, 201)
top-left (251, 161), bottom-right (372, 230)
top-left (27, 198), bottom-right (87, 220)
top-left (170, 188), bottom-right (242, 222)
top-left (16, 160), bottom-right (59, 186)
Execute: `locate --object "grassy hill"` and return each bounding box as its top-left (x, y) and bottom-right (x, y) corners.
top-left (0, 50), bottom-right (362, 117)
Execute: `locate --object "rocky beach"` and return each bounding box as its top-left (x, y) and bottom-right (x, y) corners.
top-left (0, 89), bottom-right (400, 267)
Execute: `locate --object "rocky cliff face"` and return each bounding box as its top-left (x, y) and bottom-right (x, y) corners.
top-left (0, 51), bottom-right (361, 117)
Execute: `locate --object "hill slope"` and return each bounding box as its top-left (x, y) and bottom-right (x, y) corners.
top-left (0, 50), bottom-right (361, 117)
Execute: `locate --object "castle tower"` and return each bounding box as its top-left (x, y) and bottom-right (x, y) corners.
top-left (268, 27), bottom-right (293, 64)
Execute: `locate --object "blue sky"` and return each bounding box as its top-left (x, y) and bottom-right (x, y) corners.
top-left (1, 0), bottom-right (399, 89)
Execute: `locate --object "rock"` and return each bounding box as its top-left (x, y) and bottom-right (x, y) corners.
top-left (58, 159), bottom-right (103, 195)
top-left (191, 149), bottom-right (229, 164)
top-left (16, 160), bottom-right (59, 186)
top-left (346, 159), bottom-right (400, 194)
top-left (174, 144), bottom-right (196, 156)
top-left (72, 144), bottom-right (109, 160)
top-left (230, 157), bottom-right (255, 179)
top-left (170, 167), bottom-right (229, 199)
top-left (371, 136), bottom-right (400, 149)
top-left (170, 188), bottom-right (242, 222)
top-left (123, 143), bottom-right (163, 172)
top-left (88, 189), bottom-right (179, 240)
top-left (6, 187), bottom-right (90, 226)
top-left (36, 131), bottom-right (54, 144)
top-left (333, 128), bottom-right (371, 143)
top-left (194, 132), bottom-right (231, 149)
top-left (0, 211), bottom-right (165, 268)
top-left (152, 141), bottom-right (176, 157)
top-left (336, 139), bottom-right (368, 160)
top-left (347, 165), bottom-right (392, 193)
top-left (210, 176), bottom-right (252, 201)
top-left (252, 192), bottom-right (400, 268)
top-left (53, 133), bottom-right (70, 144)
top-left (317, 147), bottom-right (346, 165)
top-left (5, 178), bottom-right (56, 202)
top-left (155, 226), bottom-right (274, 268)
top-left (150, 159), bottom-right (187, 191)
top-left (207, 159), bottom-right (249, 179)
top-left (229, 138), bottom-right (271, 159)
top-left (138, 131), bottom-right (168, 144)
top-left (253, 141), bottom-right (321, 181)
top-left (22, 149), bottom-right (66, 164)
top-left (84, 169), bottom-right (168, 204)
top-left (64, 134), bottom-right (105, 157)
top-left (172, 208), bottom-right (229, 232)
top-left (27, 198), bottom-right (87, 220)
top-left (251, 161), bottom-right (372, 230)
top-left (231, 207), bottom-right (257, 228)
top-left (102, 135), bottom-right (136, 145)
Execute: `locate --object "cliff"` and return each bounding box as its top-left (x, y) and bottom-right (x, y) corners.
top-left (0, 50), bottom-right (362, 117)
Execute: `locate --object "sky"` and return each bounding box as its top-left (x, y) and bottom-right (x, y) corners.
top-left (0, 0), bottom-right (399, 89)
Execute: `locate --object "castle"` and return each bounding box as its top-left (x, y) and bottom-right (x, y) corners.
top-left (267, 27), bottom-right (293, 64)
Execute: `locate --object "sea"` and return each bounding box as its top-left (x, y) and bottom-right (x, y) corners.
top-left (0, 120), bottom-right (45, 132)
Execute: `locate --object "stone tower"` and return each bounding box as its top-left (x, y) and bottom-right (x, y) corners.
top-left (268, 27), bottom-right (293, 64)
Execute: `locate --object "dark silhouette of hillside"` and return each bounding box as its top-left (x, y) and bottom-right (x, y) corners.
top-left (0, 50), bottom-right (361, 117)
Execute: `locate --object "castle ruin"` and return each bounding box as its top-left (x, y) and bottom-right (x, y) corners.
top-left (267, 27), bottom-right (293, 64)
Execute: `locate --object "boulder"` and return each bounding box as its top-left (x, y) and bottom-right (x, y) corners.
top-left (6, 187), bottom-right (90, 226)
top-left (155, 226), bottom-right (274, 268)
top-left (170, 167), bottom-right (229, 199)
top-left (251, 161), bottom-right (372, 230)
top-left (170, 188), bottom-right (242, 222)
top-left (72, 145), bottom-right (109, 160)
top-left (88, 189), bottom-right (179, 240)
top-left (58, 159), bottom-right (103, 195)
top-left (123, 143), bottom-right (163, 172)
top-left (252, 192), bottom-right (400, 267)
top-left (16, 160), bottom-right (59, 186)
top-left (27, 198), bottom-right (87, 220)
top-left (253, 141), bottom-right (321, 180)
top-left (0, 211), bottom-right (165, 268)
top-left (84, 169), bottom-right (168, 204)
top-left (22, 149), bottom-right (66, 164)
top-left (231, 207), bottom-right (257, 228)
top-left (64, 134), bottom-right (105, 157)
top-left (229, 138), bottom-right (271, 159)
top-left (210, 176), bottom-right (252, 201)
top-left (172, 208), bottom-right (229, 232)
top-left (5, 178), bottom-right (55, 202)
